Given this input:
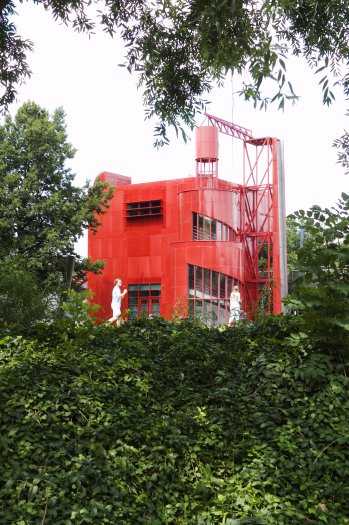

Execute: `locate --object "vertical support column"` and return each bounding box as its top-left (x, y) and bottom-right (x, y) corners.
top-left (277, 140), bottom-right (288, 311)
top-left (272, 138), bottom-right (283, 314)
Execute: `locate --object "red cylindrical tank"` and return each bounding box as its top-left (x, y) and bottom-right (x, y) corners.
top-left (196, 126), bottom-right (219, 162)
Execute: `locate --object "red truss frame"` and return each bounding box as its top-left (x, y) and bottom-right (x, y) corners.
top-left (203, 114), bottom-right (282, 315)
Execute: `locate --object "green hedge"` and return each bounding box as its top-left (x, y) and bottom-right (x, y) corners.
top-left (0, 317), bottom-right (348, 524)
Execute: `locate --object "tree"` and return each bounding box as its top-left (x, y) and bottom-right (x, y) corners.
top-left (286, 216), bottom-right (301, 275)
top-left (0, 101), bottom-right (113, 289)
top-left (284, 192), bottom-right (349, 355)
top-left (1, 1), bottom-right (349, 145)
top-left (0, 255), bottom-right (50, 323)
top-left (286, 215), bottom-right (319, 281)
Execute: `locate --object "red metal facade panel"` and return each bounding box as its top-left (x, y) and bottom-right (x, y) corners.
top-left (88, 175), bottom-right (245, 323)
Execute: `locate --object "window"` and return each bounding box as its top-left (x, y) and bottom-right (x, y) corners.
top-left (192, 212), bottom-right (233, 241)
top-left (126, 200), bottom-right (162, 218)
top-left (128, 283), bottom-right (161, 319)
top-left (188, 264), bottom-right (239, 326)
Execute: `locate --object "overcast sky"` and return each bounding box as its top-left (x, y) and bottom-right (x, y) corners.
top-left (9, 3), bottom-right (349, 255)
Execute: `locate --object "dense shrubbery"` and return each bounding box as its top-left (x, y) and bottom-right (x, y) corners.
top-left (285, 192), bottom-right (349, 358)
top-left (0, 316), bottom-right (348, 524)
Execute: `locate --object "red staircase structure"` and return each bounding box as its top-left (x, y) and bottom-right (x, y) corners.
top-left (197, 113), bottom-right (286, 315)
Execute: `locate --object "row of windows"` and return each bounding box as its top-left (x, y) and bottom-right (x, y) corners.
top-left (188, 299), bottom-right (229, 328)
top-left (127, 265), bottom-right (241, 326)
top-left (126, 200), bottom-right (162, 218)
top-left (192, 212), bottom-right (233, 241)
top-left (188, 264), bottom-right (233, 300)
top-left (125, 203), bottom-right (235, 243)
top-left (188, 264), bottom-right (241, 326)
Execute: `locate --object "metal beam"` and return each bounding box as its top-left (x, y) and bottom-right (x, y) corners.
top-left (204, 113), bottom-right (254, 141)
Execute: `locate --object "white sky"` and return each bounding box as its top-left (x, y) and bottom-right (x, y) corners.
top-left (8, 3), bottom-right (349, 256)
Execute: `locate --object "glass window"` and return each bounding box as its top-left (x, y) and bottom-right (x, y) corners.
top-left (216, 222), bottom-right (222, 241)
top-left (228, 276), bottom-right (233, 294)
top-left (198, 214), bottom-right (204, 240)
top-left (195, 266), bottom-right (203, 297)
top-left (140, 299), bottom-right (148, 315)
top-left (212, 271), bottom-right (219, 299)
top-left (188, 298), bottom-right (194, 320)
top-left (204, 217), bottom-right (211, 240)
top-left (203, 300), bottom-right (211, 325)
top-left (211, 300), bottom-right (219, 327)
top-left (126, 200), bottom-right (162, 218)
top-left (204, 268), bottom-right (211, 298)
top-left (222, 224), bottom-right (226, 240)
top-left (127, 283), bottom-right (161, 318)
top-left (219, 299), bottom-right (227, 326)
top-left (151, 200), bottom-right (161, 214)
top-left (192, 212), bottom-right (198, 240)
top-left (188, 264), bottom-right (194, 297)
top-left (140, 285), bottom-right (149, 296)
top-left (192, 213), bottom-right (232, 242)
top-left (151, 299), bottom-right (160, 317)
top-left (220, 274), bottom-right (226, 299)
top-left (195, 300), bottom-right (203, 319)
top-left (211, 220), bottom-right (217, 240)
top-left (188, 265), bottom-right (241, 326)
top-left (129, 306), bottom-right (138, 319)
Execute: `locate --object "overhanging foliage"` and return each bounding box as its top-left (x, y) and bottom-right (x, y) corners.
top-left (1, 1), bottom-right (349, 143)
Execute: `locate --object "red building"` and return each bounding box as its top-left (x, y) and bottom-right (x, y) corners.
top-left (88, 115), bottom-right (287, 326)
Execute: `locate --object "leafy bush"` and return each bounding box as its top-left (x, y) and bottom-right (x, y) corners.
top-left (0, 316), bottom-right (348, 524)
top-left (60, 289), bottom-right (101, 326)
top-left (0, 256), bottom-right (51, 324)
top-left (285, 192), bottom-right (349, 357)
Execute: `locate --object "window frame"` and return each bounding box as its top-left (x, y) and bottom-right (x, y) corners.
top-left (126, 200), bottom-right (162, 219)
top-left (128, 283), bottom-right (161, 318)
top-left (188, 264), bottom-right (238, 326)
top-left (192, 212), bottom-right (233, 241)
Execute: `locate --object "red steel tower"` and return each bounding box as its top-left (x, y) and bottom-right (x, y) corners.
top-left (88, 114), bottom-right (287, 325)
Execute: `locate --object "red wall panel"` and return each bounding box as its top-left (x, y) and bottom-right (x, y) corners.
top-left (88, 173), bottom-right (245, 322)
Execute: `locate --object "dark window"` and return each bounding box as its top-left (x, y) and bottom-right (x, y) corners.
top-left (128, 283), bottom-right (161, 318)
top-left (219, 274), bottom-right (226, 299)
top-left (188, 264), bottom-right (241, 326)
top-left (198, 214), bottom-right (204, 240)
top-left (126, 200), bottom-right (162, 218)
top-left (204, 268), bottom-right (210, 297)
top-left (192, 212), bottom-right (233, 241)
top-left (211, 220), bottom-right (217, 240)
top-left (212, 271), bottom-right (219, 298)
top-left (192, 213), bottom-right (198, 239)
top-left (204, 216), bottom-right (211, 240)
top-left (195, 265), bottom-right (203, 297)
top-left (188, 265), bottom-right (195, 298)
